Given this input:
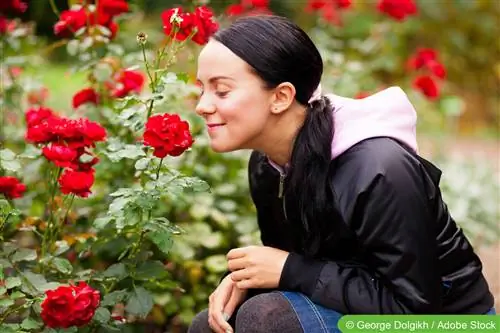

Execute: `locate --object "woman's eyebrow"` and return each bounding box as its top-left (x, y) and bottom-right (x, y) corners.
top-left (196, 76), bottom-right (235, 84)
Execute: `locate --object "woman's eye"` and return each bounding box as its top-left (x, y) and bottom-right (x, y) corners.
top-left (216, 91), bottom-right (229, 98)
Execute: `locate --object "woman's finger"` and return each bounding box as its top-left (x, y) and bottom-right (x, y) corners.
top-left (230, 268), bottom-right (253, 282)
top-left (227, 257), bottom-right (247, 271)
top-left (236, 278), bottom-right (255, 289)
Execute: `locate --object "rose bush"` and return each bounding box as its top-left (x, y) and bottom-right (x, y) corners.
top-left (0, 1), bottom-right (216, 332)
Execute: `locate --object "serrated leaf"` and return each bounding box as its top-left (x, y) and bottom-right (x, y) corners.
top-left (21, 317), bottom-right (42, 330)
top-left (22, 272), bottom-right (47, 295)
top-left (102, 263), bottom-right (127, 279)
top-left (5, 277), bottom-right (21, 289)
top-left (93, 307), bottom-right (111, 324)
top-left (146, 229), bottom-right (173, 256)
top-left (125, 287), bottom-right (153, 318)
top-left (135, 157), bottom-right (150, 171)
top-left (101, 289), bottom-right (128, 307)
top-left (0, 298), bottom-right (15, 308)
top-left (11, 248), bottom-right (37, 262)
top-left (52, 258), bottom-right (73, 274)
top-left (93, 216), bottom-right (113, 229)
top-left (10, 290), bottom-right (25, 299)
top-left (134, 260), bottom-right (168, 280)
top-left (0, 149), bottom-right (16, 160)
top-left (0, 159), bottom-right (21, 173)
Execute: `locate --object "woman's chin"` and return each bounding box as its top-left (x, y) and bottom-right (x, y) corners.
top-left (209, 139), bottom-right (239, 153)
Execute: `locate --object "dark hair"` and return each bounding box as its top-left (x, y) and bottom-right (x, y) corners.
top-left (213, 15), bottom-right (338, 255)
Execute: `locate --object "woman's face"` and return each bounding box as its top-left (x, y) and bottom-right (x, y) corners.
top-left (195, 40), bottom-right (273, 153)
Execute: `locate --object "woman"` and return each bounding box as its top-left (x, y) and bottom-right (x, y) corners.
top-left (188, 15), bottom-right (495, 333)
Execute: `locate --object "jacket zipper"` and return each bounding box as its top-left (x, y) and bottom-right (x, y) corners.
top-left (278, 172), bottom-right (288, 220)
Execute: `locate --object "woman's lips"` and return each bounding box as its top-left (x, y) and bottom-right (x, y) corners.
top-left (207, 123), bottom-right (225, 130)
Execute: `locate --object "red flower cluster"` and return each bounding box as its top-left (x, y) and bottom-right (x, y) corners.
top-left (377, 0), bottom-right (417, 21)
top-left (25, 107), bottom-right (106, 197)
top-left (54, 0), bottom-right (128, 40)
top-left (0, 0), bottom-right (27, 15)
top-left (41, 282), bottom-right (100, 328)
top-left (72, 68), bottom-right (145, 109)
top-left (143, 114), bottom-right (194, 158)
top-left (305, 0), bottom-right (352, 25)
top-left (226, 0), bottom-right (272, 17)
top-left (111, 69), bottom-right (146, 98)
top-left (0, 176), bottom-right (26, 199)
top-left (407, 48), bottom-right (446, 100)
top-left (161, 6), bottom-right (219, 45)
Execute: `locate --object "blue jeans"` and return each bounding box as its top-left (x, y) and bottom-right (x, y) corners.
top-left (280, 291), bottom-right (496, 333)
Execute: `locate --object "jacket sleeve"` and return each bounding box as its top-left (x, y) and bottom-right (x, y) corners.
top-left (278, 148), bottom-right (443, 314)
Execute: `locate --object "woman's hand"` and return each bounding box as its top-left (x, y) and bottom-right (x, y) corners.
top-left (227, 245), bottom-right (289, 289)
top-left (208, 274), bottom-right (247, 333)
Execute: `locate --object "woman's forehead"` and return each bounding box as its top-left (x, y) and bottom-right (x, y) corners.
top-left (197, 41), bottom-right (250, 81)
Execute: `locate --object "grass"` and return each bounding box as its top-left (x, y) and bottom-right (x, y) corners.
top-left (25, 63), bottom-right (87, 112)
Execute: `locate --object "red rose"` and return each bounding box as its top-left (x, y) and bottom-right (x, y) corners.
top-left (427, 60), bottom-right (446, 79)
top-left (41, 282), bottom-right (100, 328)
top-left (0, 176), bottom-right (26, 199)
top-left (42, 143), bottom-right (79, 168)
top-left (191, 6), bottom-right (219, 45)
top-left (0, 0), bottom-right (27, 14)
top-left (0, 16), bottom-right (7, 34)
top-left (72, 88), bottom-right (99, 109)
top-left (98, 0), bottom-right (128, 18)
top-left (225, 4), bottom-right (244, 16)
top-left (54, 8), bottom-right (87, 37)
top-left (25, 106), bottom-right (57, 127)
top-left (161, 6), bottom-right (218, 45)
top-left (305, 0), bottom-right (351, 25)
top-left (377, 0), bottom-right (417, 21)
top-left (413, 75), bottom-right (439, 100)
top-left (161, 8), bottom-right (194, 42)
top-left (112, 69), bottom-right (145, 98)
top-left (58, 169), bottom-right (95, 197)
top-left (41, 285), bottom-right (75, 328)
top-left (143, 113), bottom-right (194, 158)
top-left (71, 282), bottom-right (101, 327)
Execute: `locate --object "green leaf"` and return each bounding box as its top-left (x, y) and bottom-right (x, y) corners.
top-left (102, 263), bottom-right (127, 280)
top-left (0, 159), bottom-right (21, 173)
top-left (0, 149), bottom-right (16, 160)
top-left (21, 317), bottom-right (43, 330)
top-left (93, 216), bottom-right (113, 230)
top-left (134, 260), bottom-right (168, 280)
top-left (135, 157), bottom-right (150, 171)
top-left (52, 258), bottom-right (73, 274)
top-left (125, 287), bottom-right (153, 318)
top-left (5, 277), bottom-right (21, 289)
top-left (105, 144), bottom-right (146, 162)
top-left (0, 298), bottom-right (15, 308)
top-left (19, 145), bottom-right (41, 159)
top-left (11, 248), bottom-right (37, 262)
top-left (0, 287), bottom-right (6, 295)
top-left (101, 289), bottom-right (128, 307)
top-left (0, 323), bottom-right (21, 333)
top-left (146, 229), bottom-right (173, 256)
top-left (66, 39), bottom-right (79, 56)
top-left (10, 291), bottom-right (25, 299)
top-left (22, 271), bottom-right (47, 295)
top-left (93, 307), bottom-right (111, 324)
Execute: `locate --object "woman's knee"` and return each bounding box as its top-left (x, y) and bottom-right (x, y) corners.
top-left (187, 309), bottom-right (211, 333)
top-left (235, 292), bottom-right (302, 333)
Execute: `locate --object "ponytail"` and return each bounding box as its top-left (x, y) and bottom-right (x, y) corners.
top-left (287, 96), bottom-right (337, 256)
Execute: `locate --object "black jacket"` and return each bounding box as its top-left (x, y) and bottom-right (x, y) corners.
top-left (246, 137), bottom-right (494, 314)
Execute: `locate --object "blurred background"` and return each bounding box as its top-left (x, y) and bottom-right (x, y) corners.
top-left (1, 0), bottom-right (499, 332)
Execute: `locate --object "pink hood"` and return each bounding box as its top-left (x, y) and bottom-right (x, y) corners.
top-left (267, 86), bottom-right (418, 172)
top-left (327, 86), bottom-right (418, 159)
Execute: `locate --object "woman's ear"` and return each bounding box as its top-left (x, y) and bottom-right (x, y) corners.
top-left (270, 82), bottom-right (296, 114)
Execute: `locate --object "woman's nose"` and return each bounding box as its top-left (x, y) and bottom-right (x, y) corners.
top-left (195, 95), bottom-right (216, 116)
